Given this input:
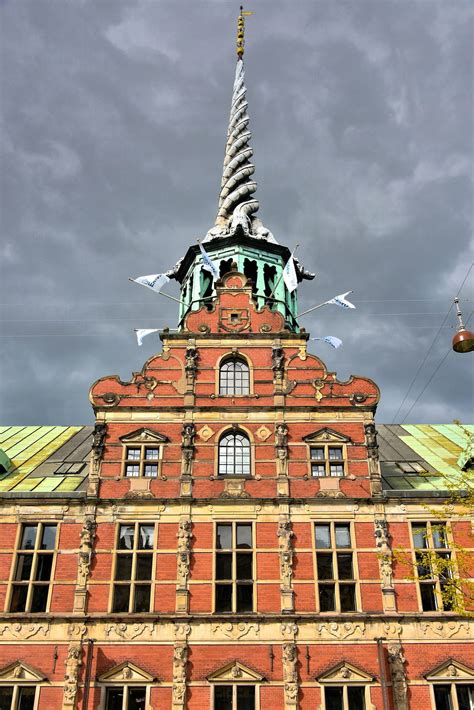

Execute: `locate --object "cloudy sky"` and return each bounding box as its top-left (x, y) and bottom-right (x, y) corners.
top-left (1, 0), bottom-right (472, 426)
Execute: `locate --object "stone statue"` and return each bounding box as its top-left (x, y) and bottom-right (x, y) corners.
top-left (388, 642), bottom-right (408, 710)
top-left (176, 519), bottom-right (192, 589)
top-left (182, 423), bottom-right (196, 449)
top-left (77, 518), bottom-right (96, 588)
top-left (185, 347), bottom-right (198, 373)
top-left (364, 422), bottom-right (379, 460)
top-left (282, 642), bottom-right (298, 706)
top-left (272, 346), bottom-right (285, 377)
top-left (172, 644), bottom-right (188, 707)
top-left (374, 518), bottom-right (393, 590)
top-left (63, 644), bottom-right (82, 706)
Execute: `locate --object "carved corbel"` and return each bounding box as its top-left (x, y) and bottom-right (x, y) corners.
top-left (62, 643), bottom-right (82, 708)
top-left (282, 642), bottom-right (298, 708)
top-left (172, 643), bottom-right (188, 709)
top-left (387, 642), bottom-right (408, 710)
top-left (176, 518), bottom-right (192, 613)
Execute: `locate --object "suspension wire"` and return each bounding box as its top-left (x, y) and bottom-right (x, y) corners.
top-left (400, 311), bottom-right (473, 424)
top-left (391, 263), bottom-right (474, 424)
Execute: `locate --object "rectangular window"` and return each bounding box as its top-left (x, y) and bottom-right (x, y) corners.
top-left (112, 524), bottom-right (155, 613)
top-left (0, 686), bottom-right (37, 710)
top-left (105, 686), bottom-right (146, 710)
top-left (310, 445), bottom-right (345, 477)
top-left (315, 523), bottom-right (356, 612)
top-left (123, 445), bottom-right (162, 478)
top-left (411, 522), bottom-right (453, 612)
top-left (324, 686), bottom-right (366, 710)
top-left (214, 685), bottom-right (255, 710)
top-left (215, 523), bottom-right (253, 613)
top-left (433, 684), bottom-right (474, 710)
top-left (10, 524), bottom-right (57, 613)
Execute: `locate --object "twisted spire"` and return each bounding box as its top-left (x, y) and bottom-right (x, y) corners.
top-left (215, 9), bottom-right (258, 232)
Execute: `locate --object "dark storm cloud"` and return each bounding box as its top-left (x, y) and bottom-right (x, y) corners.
top-left (0, 0), bottom-right (472, 425)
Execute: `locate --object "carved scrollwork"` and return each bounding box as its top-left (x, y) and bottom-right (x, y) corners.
top-left (0, 623), bottom-right (49, 640)
top-left (212, 622), bottom-right (260, 641)
top-left (317, 621), bottom-right (366, 640)
top-left (105, 623), bottom-right (153, 640)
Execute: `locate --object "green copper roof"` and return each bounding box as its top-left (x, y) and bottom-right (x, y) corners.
top-left (0, 426), bottom-right (92, 494)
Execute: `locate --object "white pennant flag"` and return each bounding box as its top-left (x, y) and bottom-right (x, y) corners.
top-left (135, 329), bottom-right (159, 346)
top-left (325, 291), bottom-right (356, 309)
top-left (132, 273), bottom-right (170, 294)
top-left (283, 256), bottom-right (298, 293)
top-left (199, 243), bottom-right (219, 280)
top-left (311, 336), bottom-right (343, 349)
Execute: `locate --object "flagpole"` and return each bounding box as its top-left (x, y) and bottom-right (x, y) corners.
top-left (128, 278), bottom-right (186, 306)
top-left (269, 244), bottom-right (299, 300)
top-left (297, 290), bottom-right (354, 318)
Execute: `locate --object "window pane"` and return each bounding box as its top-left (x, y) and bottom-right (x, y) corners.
top-left (335, 524), bottom-right (351, 548)
top-left (325, 686), bottom-right (343, 710)
top-left (237, 583), bottom-right (253, 612)
top-left (216, 584), bottom-right (232, 612)
top-left (319, 584), bottom-right (335, 611)
top-left (139, 525), bottom-right (154, 550)
top-left (15, 554), bottom-right (33, 581)
top-left (456, 685), bottom-right (473, 710)
top-left (337, 553), bottom-right (353, 580)
top-left (40, 525), bottom-right (57, 550)
top-left (10, 584), bottom-right (28, 612)
top-left (128, 687), bottom-right (147, 710)
top-left (134, 584), bottom-right (151, 612)
top-left (348, 686), bottom-right (366, 710)
top-left (432, 524), bottom-right (447, 549)
top-left (433, 685), bottom-right (453, 710)
top-left (214, 685), bottom-right (232, 710)
top-left (216, 553), bottom-right (232, 580)
top-left (106, 687), bottom-right (124, 710)
top-left (125, 464), bottom-right (140, 477)
top-left (315, 525), bottom-right (330, 549)
top-left (317, 554), bottom-right (333, 580)
top-left (112, 585), bottom-right (130, 612)
top-left (126, 448), bottom-right (141, 460)
top-left (237, 553), bottom-right (253, 580)
top-left (329, 463), bottom-right (344, 477)
top-left (21, 525), bottom-right (38, 550)
top-left (115, 554), bottom-right (133, 580)
top-left (311, 464), bottom-right (326, 477)
top-left (217, 525), bottom-right (232, 550)
top-left (340, 583), bottom-right (356, 612)
top-left (0, 687), bottom-right (13, 710)
top-left (329, 447), bottom-right (343, 460)
top-left (310, 447), bottom-right (325, 460)
top-left (136, 554), bottom-right (153, 580)
top-left (237, 685), bottom-right (256, 710)
top-left (144, 464), bottom-right (158, 477)
top-left (415, 552), bottom-right (431, 578)
top-left (420, 583), bottom-right (437, 611)
top-left (412, 524), bottom-right (428, 549)
top-left (17, 687), bottom-right (36, 710)
top-left (236, 524), bottom-right (252, 549)
top-left (145, 448), bottom-right (159, 460)
top-left (31, 584), bottom-right (49, 612)
top-left (35, 554), bottom-right (53, 581)
top-left (119, 525), bottom-right (135, 550)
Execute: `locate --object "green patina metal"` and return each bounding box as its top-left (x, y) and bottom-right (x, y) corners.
top-left (175, 235), bottom-right (299, 331)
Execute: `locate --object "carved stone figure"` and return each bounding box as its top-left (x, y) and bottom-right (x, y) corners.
top-left (91, 423), bottom-right (107, 479)
top-left (63, 644), bottom-right (82, 706)
top-left (182, 423), bottom-right (196, 449)
top-left (77, 517), bottom-right (96, 588)
top-left (176, 519), bottom-right (192, 589)
top-left (374, 519), bottom-right (393, 590)
top-left (278, 520), bottom-right (294, 590)
top-left (272, 346), bottom-right (285, 379)
top-left (276, 423), bottom-right (288, 448)
top-left (282, 642), bottom-right (298, 707)
top-left (172, 644), bottom-right (188, 707)
top-left (388, 642), bottom-right (408, 710)
top-left (185, 347), bottom-right (198, 373)
top-left (364, 423), bottom-right (379, 460)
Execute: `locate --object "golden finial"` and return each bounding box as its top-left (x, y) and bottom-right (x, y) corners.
top-left (236, 5), bottom-right (253, 60)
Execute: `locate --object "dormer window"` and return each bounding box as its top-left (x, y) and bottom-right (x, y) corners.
top-left (304, 428), bottom-right (351, 479)
top-left (120, 428), bottom-right (168, 479)
top-left (219, 358), bottom-right (250, 395)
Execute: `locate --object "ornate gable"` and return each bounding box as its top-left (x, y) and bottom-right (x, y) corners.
top-left (317, 661), bottom-right (374, 684)
top-left (303, 427), bottom-right (352, 444)
top-left (0, 661), bottom-right (46, 683)
top-left (424, 659), bottom-right (474, 682)
top-left (98, 661), bottom-right (156, 684)
top-left (119, 428), bottom-right (168, 444)
top-left (207, 661), bottom-right (264, 683)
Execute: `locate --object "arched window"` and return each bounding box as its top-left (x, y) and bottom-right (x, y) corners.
top-left (219, 358), bottom-right (250, 395)
top-left (218, 431), bottom-right (251, 476)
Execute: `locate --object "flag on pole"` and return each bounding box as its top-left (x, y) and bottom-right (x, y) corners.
top-left (311, 336), bottom-right (343, 349)
top-left (131, 273), bottom-right (170, 294)
top-left (135, 329), bottom-right (160, 347)
top-left (282, 256), bottom-right (298, 293)
top-left (199, 243), bottom-right (219, 280)
top-left (325, 291), bottom-right (355, 309)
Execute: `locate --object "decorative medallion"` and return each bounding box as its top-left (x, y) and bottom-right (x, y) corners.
top-left (219, 307), bottom-right (250, 332)
top-left (256, 425), bottom-right (272, 441)
top-left (197, 424), bottom-right (214, 441)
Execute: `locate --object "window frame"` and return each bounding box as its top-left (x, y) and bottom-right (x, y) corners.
top-left (410, 521), bottom-right (454, 613)
top-left (211, 683), bottom-right (259, 709)
top-left (0, 684), bottom-right (40, 710)
top-left (321, 684), bottom-right (369, 710)
top-left (218, 355), bottom-right (252, 397)
top-left (312, 521), bottom-right (359, 613)
top-left (217, 430), bottom-right (252, 478)
top-left (109, 522), bottom-right (157, 614)
top-left (99, 684), bottom-right (150, 710)
top-left (7, 522), bottom-right (59, 614)
top-left (213, 522), bottom-right (255, 614)
top-left (121, 443), bottom-right (163, 479)
top-left (430, 682), bottom-right (474, 710)
top-left (308, 443), bottom-right (347, 478)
